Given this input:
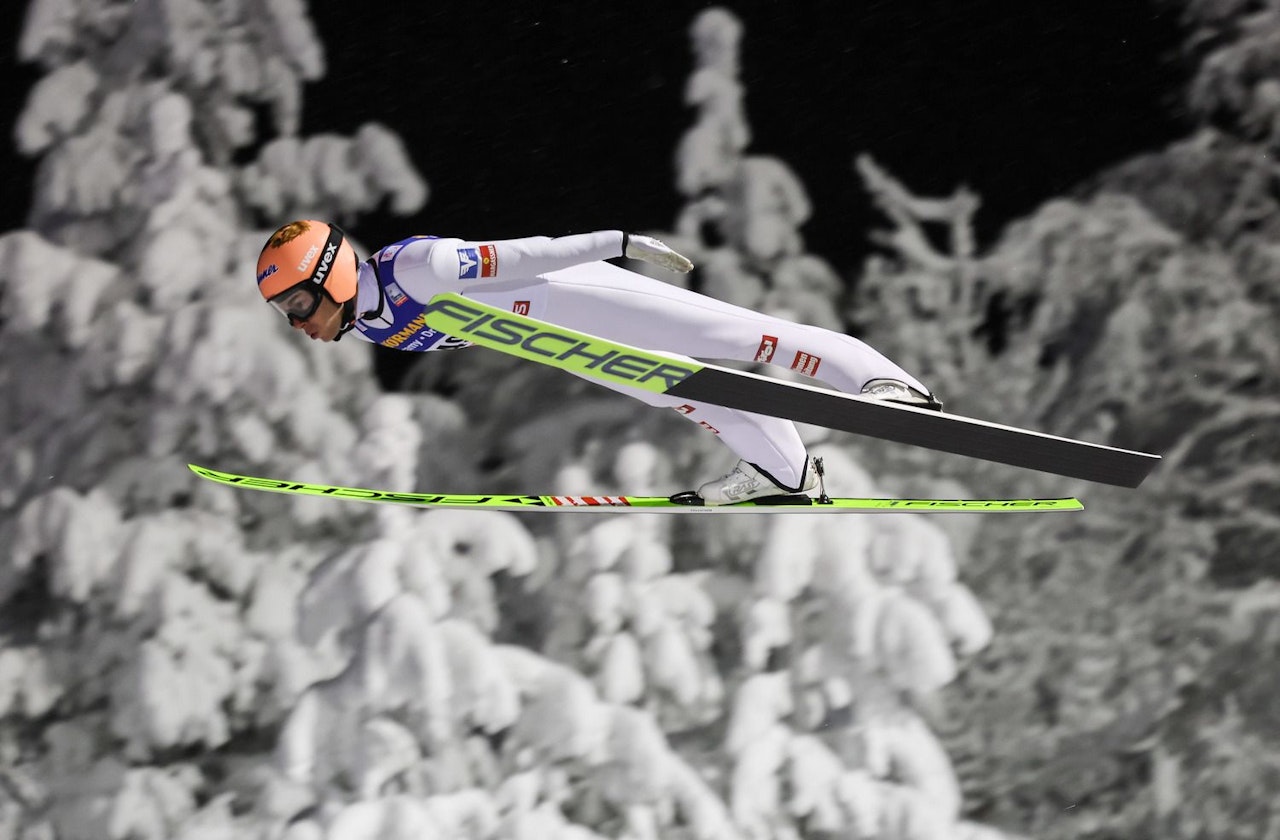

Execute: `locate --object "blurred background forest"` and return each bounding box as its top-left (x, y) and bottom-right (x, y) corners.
top-left (2, 1), bottom-right (1280, 839)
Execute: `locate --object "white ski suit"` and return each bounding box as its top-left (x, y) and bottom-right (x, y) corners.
top-left (348, 230), bottom-right (928, 489)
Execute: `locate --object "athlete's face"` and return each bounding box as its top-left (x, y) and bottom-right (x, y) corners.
top-left (291, 294), bottom-right (344, 341)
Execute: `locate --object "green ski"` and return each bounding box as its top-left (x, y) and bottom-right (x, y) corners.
top-left (189, 464), bottom-right (1082, 514)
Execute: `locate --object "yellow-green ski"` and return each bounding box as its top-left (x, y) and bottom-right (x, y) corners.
top-left (189, 464), bottom-right (1083, 514)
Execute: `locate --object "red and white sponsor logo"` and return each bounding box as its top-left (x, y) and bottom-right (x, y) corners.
top-left (512, 300), bottom-right (531, 315)
top-left (792, 351), bottom-right (821, 377)
top-left (479, 244), bottom-right (498, 278)
top-left (672, 404), bottom-right (718, 433)
top-left (755, 335), bottom-right (779, 363)
top-left (550, 496), bottom-right (632, 507)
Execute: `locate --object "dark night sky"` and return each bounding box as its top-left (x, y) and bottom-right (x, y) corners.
top-left (301, 0), bottom-right (1191, 274)
top-left (1, 1), bottom-right (1190, 276)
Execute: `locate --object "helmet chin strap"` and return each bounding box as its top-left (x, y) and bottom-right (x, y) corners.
top-left (333, 259), bottom-right (386, 342)
top-left (333, 299), bottom-right (358, 341)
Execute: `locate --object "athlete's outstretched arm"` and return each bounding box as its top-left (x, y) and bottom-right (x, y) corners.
top-left (429, 231), bottom-right (622, 282)
top-left (388, 230), bottom-right (692, 300)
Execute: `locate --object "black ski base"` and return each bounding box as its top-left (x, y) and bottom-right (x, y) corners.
top-left (667, 369), bottom-right (1160, 488)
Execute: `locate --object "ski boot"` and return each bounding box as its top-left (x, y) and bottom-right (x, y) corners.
top-left (860, 378), bottom-right (944, 411)
top-left (671, 456), bottom-right (819, 506)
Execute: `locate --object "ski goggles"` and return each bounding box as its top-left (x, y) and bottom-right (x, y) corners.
top-left (268, 283), bottom-right (325, 324)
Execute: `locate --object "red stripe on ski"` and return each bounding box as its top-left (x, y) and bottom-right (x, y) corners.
top-left (550, 496), bottom-right (632, 507)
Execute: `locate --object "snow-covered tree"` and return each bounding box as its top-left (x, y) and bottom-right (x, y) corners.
top-left (848, 5), bottom-right (1280, 835)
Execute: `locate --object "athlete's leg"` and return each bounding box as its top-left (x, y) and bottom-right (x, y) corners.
top-left (535, 262), bottom-right (929, 396)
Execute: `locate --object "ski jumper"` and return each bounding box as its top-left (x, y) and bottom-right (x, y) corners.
top-left (349, 230), bottom-right (927, 488)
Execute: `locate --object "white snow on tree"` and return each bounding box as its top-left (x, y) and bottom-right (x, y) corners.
top-left (667, 7), bottom-right (842, 332)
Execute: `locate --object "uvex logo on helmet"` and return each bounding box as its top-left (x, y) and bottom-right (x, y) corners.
top-left (311, 242), bottom-right (339, 284)
top-left (297, 244), bottom-right (321, 272)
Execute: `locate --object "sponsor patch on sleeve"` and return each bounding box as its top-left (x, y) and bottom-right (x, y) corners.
top-left (457, 247), bottom-right (480, 279)
top-left (478, 244), bottom-right (498, 278)
top-left (755, 335), bottom-right (778, 363)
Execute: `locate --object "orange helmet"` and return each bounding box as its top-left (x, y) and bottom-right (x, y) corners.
top-left (256, 220), bottom-right (359, 323)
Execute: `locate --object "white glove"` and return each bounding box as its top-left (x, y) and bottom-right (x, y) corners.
top-left (623, 233), bottom-right (694, 273)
